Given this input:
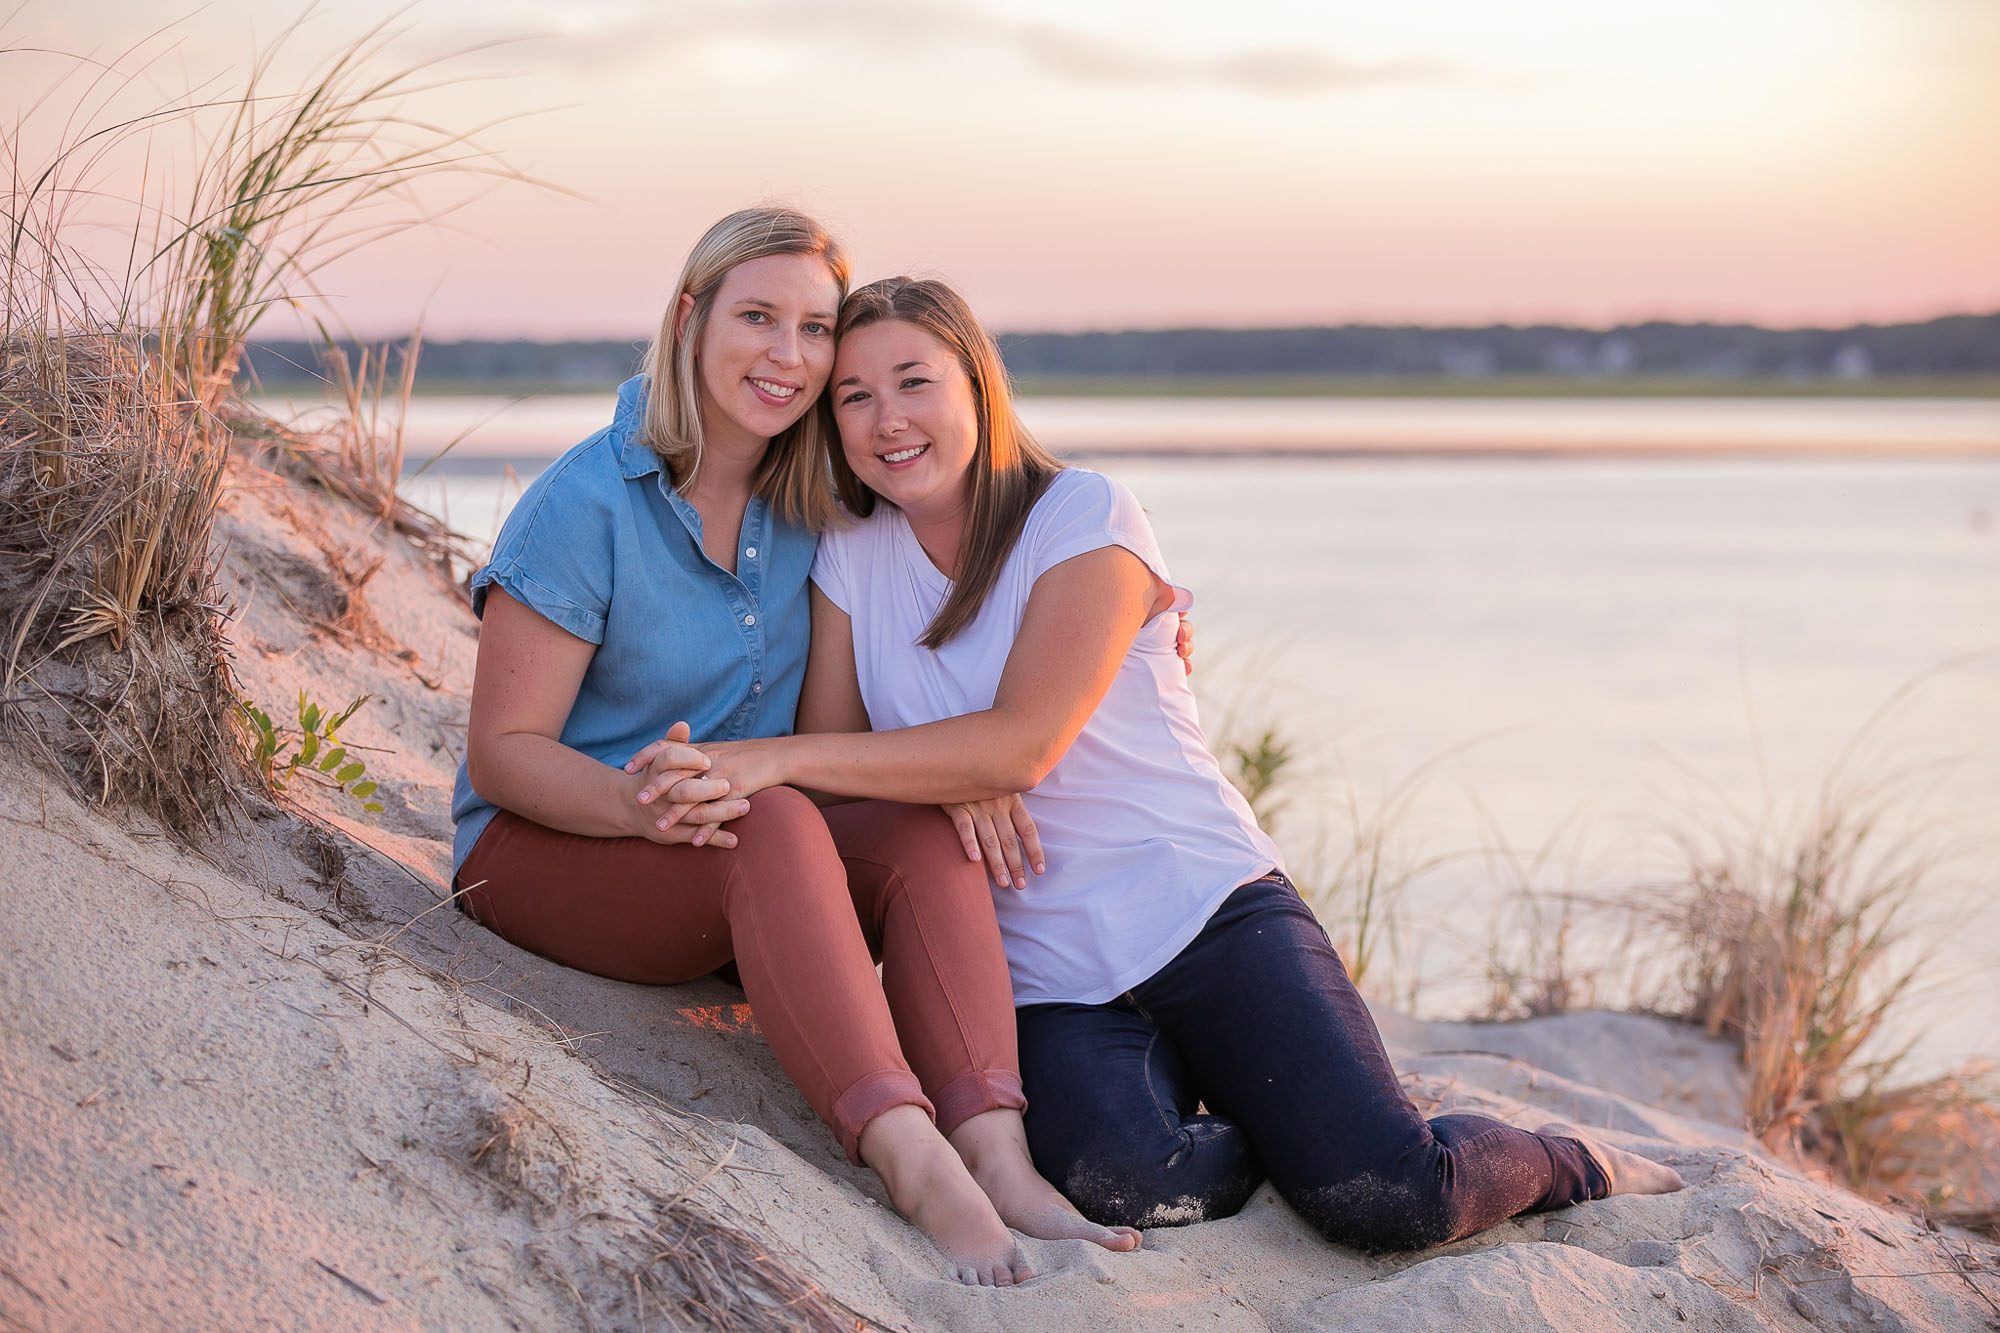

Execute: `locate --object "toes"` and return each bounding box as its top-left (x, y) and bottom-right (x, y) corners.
top-left (1113, 1226), bottom-right (1143, 1251)
top-left (955, 1266), bottom-right (977, 1286)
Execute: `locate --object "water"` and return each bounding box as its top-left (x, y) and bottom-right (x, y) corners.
top-left (315, 393), bottom-right (2000, 1073)
top-left (270, 392), bottom-right (2000, 465)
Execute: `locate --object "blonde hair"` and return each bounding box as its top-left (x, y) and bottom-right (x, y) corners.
top-left (641, 206), bottom-right (849, 529)
top-left (825, 276), bottom-right (1065, 649)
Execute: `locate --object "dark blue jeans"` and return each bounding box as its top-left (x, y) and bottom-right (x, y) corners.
top-left (1018, 873), bottom-right (1606, 1252)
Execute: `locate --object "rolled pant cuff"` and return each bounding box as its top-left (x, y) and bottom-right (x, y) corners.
top-left (931, 1069), bottom-right (1027, 1140)
top-left (833, 1069), bottom-right (934, 1166)
top-left (1539, 1134), bottom-right (1611, 1209)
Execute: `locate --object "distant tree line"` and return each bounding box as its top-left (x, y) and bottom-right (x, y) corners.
top-left (241, 312), bottom-right (2000, 389)
top-left (1000, 314), bottom-right (1999, 379)
top-left (241, 338), bottom-right (646, 389)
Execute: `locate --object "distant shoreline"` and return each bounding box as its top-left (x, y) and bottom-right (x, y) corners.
top-left (379, 375), bottom-right (2000, 399)
top-left (406, 441), bottom-right (2000, 474)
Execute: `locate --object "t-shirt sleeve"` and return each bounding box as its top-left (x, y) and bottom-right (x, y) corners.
top-left (468, 467), bottom-right (614, 644)
top-left (1025, 472), bottom-right (1193, 613)
top-left (810, 520), bottom-right (854, 614)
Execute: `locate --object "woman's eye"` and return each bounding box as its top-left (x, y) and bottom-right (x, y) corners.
top-left (743, 310), bottom-right (769, 324)
top-left (900, 377), bottom-right (930, 391)
top-left (839, 391), bottom-right (868, 406)
top-left (804, 321), bottom-right (831, 337)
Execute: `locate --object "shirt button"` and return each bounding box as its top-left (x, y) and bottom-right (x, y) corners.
top-left (752, 681), bottom-right (763, 694)
top-left (744, 546), bottom-right (757, 559)
top-left (743, 613), bottom-right (756, 626)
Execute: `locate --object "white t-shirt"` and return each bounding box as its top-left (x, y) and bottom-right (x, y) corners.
top-left (812, 468), bottom-right (1283, 1006)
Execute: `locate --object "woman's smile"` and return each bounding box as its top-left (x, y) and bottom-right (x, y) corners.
top-left (879, 442), bottom-right (931, 467)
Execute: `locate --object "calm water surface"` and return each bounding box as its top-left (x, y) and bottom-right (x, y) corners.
top-left (350, 395), bottom-right (2000, 1073)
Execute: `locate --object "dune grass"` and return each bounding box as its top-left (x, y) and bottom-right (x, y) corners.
top-left (1635, 746), bottom-right (1995, 1218)
top-left (1, 14), bottom-right (505, 826)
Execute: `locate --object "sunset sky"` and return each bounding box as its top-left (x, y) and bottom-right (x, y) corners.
top-left (11, 0), bottom-right (2000, 337)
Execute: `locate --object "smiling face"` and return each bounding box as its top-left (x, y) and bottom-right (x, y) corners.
top-left (687, 251), bottom-right (841, 452)
top-left (831, 319), bottom-right (982, 521)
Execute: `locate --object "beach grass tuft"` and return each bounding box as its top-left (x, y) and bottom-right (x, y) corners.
top-left (1641, 768), bottom-right (1995, 1211)
top-left (0, 329), bottom-right (238, 832)
top-left (2, 14), bottom-right (499, 826)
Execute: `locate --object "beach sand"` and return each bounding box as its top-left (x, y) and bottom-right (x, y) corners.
top-left (3, 447), bottom-right (1995, 1331)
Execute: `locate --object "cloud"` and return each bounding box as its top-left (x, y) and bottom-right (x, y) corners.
top-left (1013, 23), bottom-right (1476, 93)
top-left (431, 1), bottom-right (1489, 95)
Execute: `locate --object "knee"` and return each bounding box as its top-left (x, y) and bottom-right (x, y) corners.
top-left (1282, 1169), bottom-right (1453, 1253)
top-left (739, 784), bottom-right (821, 831)
top-left (732, 786), bottom-right (833, 848)
top-left (834, 805), bottom-right (990, 917)
top-left (1032, 1121), bottom-right (1261, 1231)
top-left (864, 803), bottom-right (985, 884)
top-left (723, 787), bottom-right (840, 879)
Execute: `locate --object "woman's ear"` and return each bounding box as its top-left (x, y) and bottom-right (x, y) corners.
top-left (675, 292), bottom-right (695, 340)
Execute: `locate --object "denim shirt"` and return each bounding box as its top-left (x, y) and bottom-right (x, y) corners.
top-left (450, 375), bottom-right (815, 873)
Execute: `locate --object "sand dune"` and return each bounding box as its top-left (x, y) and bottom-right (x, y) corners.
top-left (3, 450), bottom-right (1995, 1331)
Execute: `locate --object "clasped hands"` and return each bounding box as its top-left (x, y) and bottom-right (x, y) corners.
top-left (620, 721), bottom-right (752, 848)
top-left (621, 723), bottom-right (1047, 888)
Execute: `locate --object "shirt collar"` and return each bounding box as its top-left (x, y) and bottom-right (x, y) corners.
top-left (610, 373), bottom-right (769, 540)
top-left (612, 374), bottom-right (667, 481)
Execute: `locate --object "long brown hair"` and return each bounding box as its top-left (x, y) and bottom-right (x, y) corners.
top-left (825, 277), bottom-right (1065, 648)
top-left (640, 205), bottom-right (849, 530)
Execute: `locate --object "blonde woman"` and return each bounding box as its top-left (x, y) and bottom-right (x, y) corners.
top-left (636, 276), bottom-right (1688, 1252)
top-left (453, 210), bottom-right (1138, 1286)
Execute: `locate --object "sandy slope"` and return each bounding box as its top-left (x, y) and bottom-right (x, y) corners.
top-left (2, 452), bottom-right (1995, 1331)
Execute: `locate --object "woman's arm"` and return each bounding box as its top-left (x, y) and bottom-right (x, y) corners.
top-left (795, 585), bottom-right (871, 736)
top-left (793, 581), bottom-right (1045, 887)
top-left (644, 546), bottom-right (1166, 806)
top-left (468, 589), bottom-right (743, 844)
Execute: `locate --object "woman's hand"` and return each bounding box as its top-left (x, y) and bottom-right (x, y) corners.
top-left (624, 721), bottom-right (710, 784)
top-left (942, 794), bottom-right (1045, 891)
top-left (1176, 612), bottom-right (1194, 677)
top-left (624, 722), bottom-right (750, 847)
top-left (686, 737), bottom-right (793, 804)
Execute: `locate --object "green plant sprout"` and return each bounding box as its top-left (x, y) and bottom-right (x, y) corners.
top-left (239, 691), bottom-right (384, 814)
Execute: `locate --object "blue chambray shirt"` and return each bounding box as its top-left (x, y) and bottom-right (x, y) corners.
top-left (450, 375), bottom-right (815, 873)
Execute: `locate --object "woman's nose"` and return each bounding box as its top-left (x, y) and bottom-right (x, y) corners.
top-left (767, 327), bottom-right (804, 367)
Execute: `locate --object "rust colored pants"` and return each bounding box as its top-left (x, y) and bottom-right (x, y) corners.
top-left (457, 787), bottom-right (1024, 1162)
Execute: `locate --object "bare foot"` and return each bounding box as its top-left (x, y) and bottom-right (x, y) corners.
top-left (862, 1106), bottom-right (1036, 1286)
top-left (1538, 1121), bottom-right (1686, 1196)
top-left (951, 1110), bottom-right (1143, 1253)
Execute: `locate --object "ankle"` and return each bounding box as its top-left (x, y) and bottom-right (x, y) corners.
top-left (947, 1109), bottom-right (1033, 1178)
top-left (860, 1105), bottom-right (953, 1195)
